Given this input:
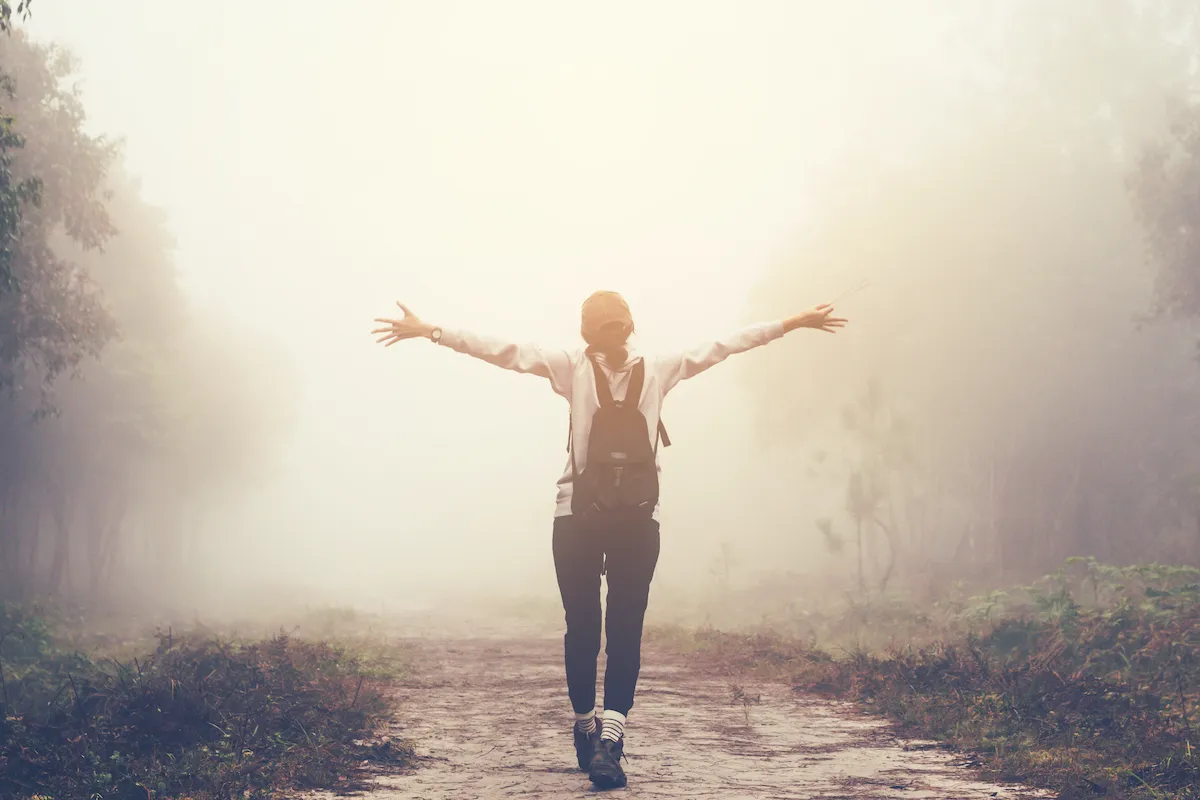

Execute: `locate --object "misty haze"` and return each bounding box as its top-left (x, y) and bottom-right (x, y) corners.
top-left (1, 2), bottom-right (1198, 798)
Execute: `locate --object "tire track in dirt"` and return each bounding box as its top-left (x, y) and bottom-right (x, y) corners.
top-left (323, 618), bottom-right (1048, 800)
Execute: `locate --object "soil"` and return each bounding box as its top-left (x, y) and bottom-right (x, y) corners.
top-left (317, 611), bottom-right (1048, 799)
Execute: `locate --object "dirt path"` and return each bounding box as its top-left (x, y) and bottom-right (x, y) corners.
top-left (336, 620), bottom-right (1045, 800)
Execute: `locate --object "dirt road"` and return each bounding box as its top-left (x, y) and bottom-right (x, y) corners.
top-left (335, 616), bottom-right (1045, 800)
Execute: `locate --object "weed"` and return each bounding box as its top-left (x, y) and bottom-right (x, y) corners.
top-left (652, 560), bottom-right (1200, 799)
top-left (0, 604), bottom-right (412, 799)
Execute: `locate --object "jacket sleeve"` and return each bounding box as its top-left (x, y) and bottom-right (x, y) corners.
top-left (653, 321), bottom-right (787, 394)
top-left (438, 327), bottom-right (576, 398)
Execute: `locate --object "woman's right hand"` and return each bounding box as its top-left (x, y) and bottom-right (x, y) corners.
top-left (373, 301), bottom-right (434, 346)
top-left (782, 303), bottom-right (847, 334)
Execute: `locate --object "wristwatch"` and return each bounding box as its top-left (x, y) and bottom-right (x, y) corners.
top-left (429, 327), bottom-right (443, 344)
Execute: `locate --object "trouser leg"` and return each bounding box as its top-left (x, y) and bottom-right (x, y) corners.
top-left (600, 516), bottom-right (661, 716)
top-left (552, 514), bottom-right (604, 714)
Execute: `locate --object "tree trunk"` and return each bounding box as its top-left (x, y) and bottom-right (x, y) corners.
top-left (0, 492), bottom-right (14, 588)
top-left (855, 516), bottom-right (865, 594)
top-left (23, 508), bottom-right (40, 579)
top-left (875, 517), bottom-right (898, 593)
top-left (47, 501), bottom-right (72, 597)
top-left (87, 491), bottom-right (127, 598)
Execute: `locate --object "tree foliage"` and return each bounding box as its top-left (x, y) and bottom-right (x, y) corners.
top-left (1131, 100), bottom-right (1200, 328)
top-left (746, 0), bottom-right (1200, 585)
top-left (0, 36), bottom-right (118, 401)
top-left (0, 1), bottom-right (30, 34)
top-left (0, 28), bottom-right (295, 601)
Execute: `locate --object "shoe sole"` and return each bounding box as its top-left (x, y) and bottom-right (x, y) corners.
top-left (589, 768), bottom-right (627, 790)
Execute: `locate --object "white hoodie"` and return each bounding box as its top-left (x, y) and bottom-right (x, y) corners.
top-left (437, 321), bottom-right (787, 519)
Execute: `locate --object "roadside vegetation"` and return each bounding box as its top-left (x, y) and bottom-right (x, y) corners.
top-left (0, 604), bottom-right (413, 800)
top-left (650, 558), bottom-right (1199, 799)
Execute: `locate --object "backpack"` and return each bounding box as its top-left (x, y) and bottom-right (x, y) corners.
top-left (569, 354), bottom-right (670, 517)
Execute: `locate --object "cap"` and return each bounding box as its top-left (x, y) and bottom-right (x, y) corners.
top-left (581, 291), bottom-right (633, 344)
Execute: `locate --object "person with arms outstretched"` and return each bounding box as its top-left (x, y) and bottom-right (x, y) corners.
top-left (372, 291), bottom-right (846, 790)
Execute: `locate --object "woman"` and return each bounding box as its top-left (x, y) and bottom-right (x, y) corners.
top-left (372, 291), bottom-right (846, 790)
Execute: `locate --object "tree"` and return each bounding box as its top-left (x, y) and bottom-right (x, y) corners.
top-left (744, 0), bottom-right (1200, 585)
top-left (0, 34), bottom-right (118, 402)
top-left (1130, 100), bottom-right (1200, 329)
top-left (0, 30), bottom-right (119, 596)
top-left (0, 30), bottom-right (297, 601)
top-left (0, 0), bottom-right (33, 294)
top-left (0, 1), bottom-right (31, 34)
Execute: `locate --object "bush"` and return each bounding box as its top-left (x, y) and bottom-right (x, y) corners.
top-left (0, 605), bottom-right (411, 800)
top-left (655, 560), bottom-right (1200, 799)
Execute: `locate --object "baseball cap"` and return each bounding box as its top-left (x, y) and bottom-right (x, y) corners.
top-left (580, 290), bottom-right (633, 344)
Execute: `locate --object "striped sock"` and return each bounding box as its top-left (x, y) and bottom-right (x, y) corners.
top-left (574, 709), bottom-right (597, 736)
top-left (600, 709), bottom-right (626, 742)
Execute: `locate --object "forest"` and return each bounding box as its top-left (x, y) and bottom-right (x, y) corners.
top-left (0, 25), bottom-right (293, 604)
top-left (741, 0), bottom-right (1200, 594)
top-left (0, 1), bottom-right (1199, 798)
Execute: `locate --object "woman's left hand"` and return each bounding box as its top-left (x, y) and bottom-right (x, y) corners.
top-left (372, 301), bottom-right (435, 346)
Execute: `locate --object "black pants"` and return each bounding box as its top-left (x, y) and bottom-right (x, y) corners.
top-left (552, 513), bottom-right (660, 716)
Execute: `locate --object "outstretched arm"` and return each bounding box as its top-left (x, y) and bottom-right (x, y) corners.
top-left (656, 303), bottom-right (846, 394)
top-left (373, 301), bottom-right (575, 397)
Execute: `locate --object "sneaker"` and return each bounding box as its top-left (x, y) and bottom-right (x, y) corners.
top-left (572, 721), bottom-right (600, 771)
top-left (588, 735), bottom-right (626, 789)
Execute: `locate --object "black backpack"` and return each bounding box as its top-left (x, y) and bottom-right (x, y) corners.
top-left (569, 355), bottom-right (670, 517)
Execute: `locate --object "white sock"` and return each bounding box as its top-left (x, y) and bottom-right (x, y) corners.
top-left (574, 709), bottom-right (597, 735)
top-left (600, 709), bottom-right (626, 742)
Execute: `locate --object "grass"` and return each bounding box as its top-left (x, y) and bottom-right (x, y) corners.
top-left (648, 559), bottom-right (1200, 800)
top-left (0, 604), bottom-right (414, 800)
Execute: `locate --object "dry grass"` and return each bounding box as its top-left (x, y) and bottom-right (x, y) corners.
top-left (649, 559), bottom-right (1200, 799)
top-left (0, 604), bottom-right (413, 800)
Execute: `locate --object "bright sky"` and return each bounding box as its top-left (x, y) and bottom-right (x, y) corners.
top-left (26, 1), bottom-right (959, 605)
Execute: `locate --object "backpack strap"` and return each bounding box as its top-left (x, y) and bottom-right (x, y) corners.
top-left (568, 411), bottom-right (579, 481)
top-left (624, 359), bottom-right (645, 407)
top-left (588, 356), bottom-right (616, 407)
top-left (587, 354), bottom-right (646, 407)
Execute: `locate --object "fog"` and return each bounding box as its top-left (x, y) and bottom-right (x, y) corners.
top-left (11, 1), bottom-right (1199, 620)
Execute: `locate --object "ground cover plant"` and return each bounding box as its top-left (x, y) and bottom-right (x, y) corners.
top-left (649, 559), bottom-right (1200, 799)
top-left (0, 604), bottom-right (413, 800)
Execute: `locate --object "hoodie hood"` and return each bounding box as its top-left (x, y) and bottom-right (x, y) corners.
top-left (586, 336), bottom-right (642, 372)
